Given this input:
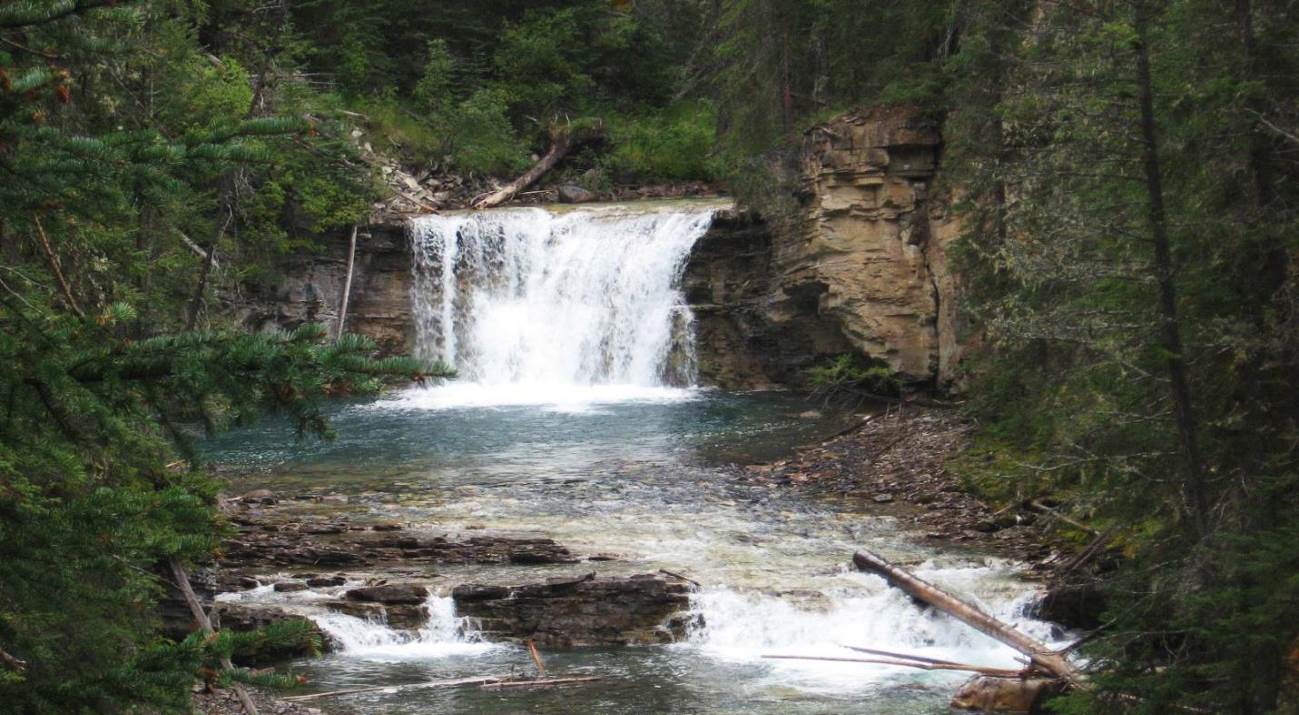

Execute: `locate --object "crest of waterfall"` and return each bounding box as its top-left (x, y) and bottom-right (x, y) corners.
top-left (409, 205), bottom-right (716, 388)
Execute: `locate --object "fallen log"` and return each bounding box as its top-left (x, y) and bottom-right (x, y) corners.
top-left (527, 639), bottom-right (547, 677)
top-left (852, 550), bottom-right (1083, 685)
top-left (480, 676), bottom-right (603, 689)
top-left (840, 644), bottom-right (976, 668)
top-left (762, 654), bottom-right (1024, 678)
top-left (471, 120), bottom-right (603, 210)
top-left (282, 676), bottom-right (501, 702)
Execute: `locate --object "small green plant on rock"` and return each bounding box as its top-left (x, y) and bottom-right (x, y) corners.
top-left (806, 353), bottom-right (901, 404)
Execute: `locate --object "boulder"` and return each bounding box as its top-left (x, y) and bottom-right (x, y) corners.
top-left (272, 581), bottom-right (308, 592)
top-left (951, 676), bottom-right (1061, 714)
top-left (306, 575), bottom-right (347, 588)
top-left (1031, 582), bottom-right (1107, 631)
top-left (345, 583), bottom-right (428, 605)
top-left (452, 573), bottom-right (695, 648)
top-left (557, 184), bottom-right (596, 204)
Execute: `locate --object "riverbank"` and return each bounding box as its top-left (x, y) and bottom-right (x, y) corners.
top-left (738, 404), bottom-right (1062, 573)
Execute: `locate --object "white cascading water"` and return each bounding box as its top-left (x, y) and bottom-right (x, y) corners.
top-left (404, 204), bottom-right (715, 407)
top-left (311, 595), bottom-right (497, 660)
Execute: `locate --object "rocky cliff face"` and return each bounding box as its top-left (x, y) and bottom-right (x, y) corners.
top-left (230, 223), bottom-right (413, 355)
top-left (238, 108), bottom-right (967, 391)
top-left (685, 106), bottom-right (967, 389)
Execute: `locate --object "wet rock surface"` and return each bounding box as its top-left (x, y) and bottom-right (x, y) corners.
top-left (220, 498), bottom-right (579, 570)
top-left (452, 572), bottom-right (695, 648)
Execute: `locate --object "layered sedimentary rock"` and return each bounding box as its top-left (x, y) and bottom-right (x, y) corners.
top-left (236, 105), bottom-right (967, 388)
top-left (230, 222), bottom-right (412, 355)
top-left (452, 573), bottom-right (694, 648)
top-left (685, 106), bottom-right (967, 388)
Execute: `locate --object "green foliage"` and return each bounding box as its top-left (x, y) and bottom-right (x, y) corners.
top-left (806, 353), bottom-right (900, 402)
top-left (442, 89), bottom-right (530, 176)
top-left (940, 0), bottom-right (1299, 711)
top-left (606, 101), bottom-right (721, 182)
top-left (0, 3), bottom-right (452, 712)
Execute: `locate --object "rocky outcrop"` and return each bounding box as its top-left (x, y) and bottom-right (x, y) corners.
top-left (229, 222), bottom-right (414, 356)
top-left (452, 573), bottom-right (695, 648)
top-left (685, 106), bottom-right (968, 389)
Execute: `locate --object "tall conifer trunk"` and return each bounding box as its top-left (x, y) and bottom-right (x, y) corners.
top-left (1133, 1), bottom-right (1209, 536)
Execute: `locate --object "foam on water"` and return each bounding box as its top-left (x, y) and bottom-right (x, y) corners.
top-left (369, 382), bottom-right (701, 413)
top-left (311, 595), bottom-right (499, 661)
top-left (683, 565), bottom-right (1058, 691)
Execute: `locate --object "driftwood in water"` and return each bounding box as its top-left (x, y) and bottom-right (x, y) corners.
top-left (282, 676), bottom-right (501, 702)
top-left (527, 639), bottom-right (547, 677)
top-left (762, 654), bottom-right (1024, 678)
top-left (471, 121), bottom-right (603, 210)
top-left (852, 550), bottom-right (1082, 685)
top-left (282, 674), bottom-right (602, 702)
top-left (480, 676), bottom-right (602, 689)
top-left (169, 559), bottom-right (259, 715)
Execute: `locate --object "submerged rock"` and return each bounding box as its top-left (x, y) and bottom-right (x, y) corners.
top-left (452, 573), bottom-right (695, 648)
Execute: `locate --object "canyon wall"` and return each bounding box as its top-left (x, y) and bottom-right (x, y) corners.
top-left (685, 106), bottom-right (967, 389)
top-left (235, 105), bottom-right (968, 390)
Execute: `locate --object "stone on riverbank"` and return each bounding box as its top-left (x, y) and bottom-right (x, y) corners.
top-left (452, 573), bottom-right (695, 648)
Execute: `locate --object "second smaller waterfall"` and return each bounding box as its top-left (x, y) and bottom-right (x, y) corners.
top-left (409, 203), bottom-right (718, 397)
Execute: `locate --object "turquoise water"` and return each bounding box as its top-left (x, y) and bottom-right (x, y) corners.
top-left (204, 386), bottom-right (1058, 714)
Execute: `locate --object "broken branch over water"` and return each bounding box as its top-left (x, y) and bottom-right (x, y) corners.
top-left (851, 549), bottom-right (1083, 686)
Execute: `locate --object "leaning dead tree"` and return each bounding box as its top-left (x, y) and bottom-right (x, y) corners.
top-left (852, 549), bottom-right (1083, 686)
top-left (170, 559), bottom-right (259, 715)
top-left (471, 120), bottom-right (604, 210)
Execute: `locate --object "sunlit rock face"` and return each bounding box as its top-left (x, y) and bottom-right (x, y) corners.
top-left (684, 106), bottom-right (968, 389)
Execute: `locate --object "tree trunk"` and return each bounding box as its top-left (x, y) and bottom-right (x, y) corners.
top-left (335, 225), bottom-right (358, 340)
top-left (852, 550), bottom-right (1083, 684)
top-left (471, 129), bottom-right (574, 210)
top-left (32, 215), bottom-right (84, 319)
top-left (1133, 2), bottom-right (1209, 537)
top-left (169, 559), bottom-right (258, 715)
top-left (186, 206), bottom-right (233, 331)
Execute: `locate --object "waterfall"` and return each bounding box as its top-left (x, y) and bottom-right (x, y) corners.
top-left (409, 204), bottom-right (716, 398)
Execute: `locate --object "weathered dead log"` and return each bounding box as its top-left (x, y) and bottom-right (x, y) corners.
top-left (170, 559), bottom-right (259, 715)
top-left (480, 676), bottom-right (602, 689)
top-left (763, 654), bottom-right (1024, 678)
top-left (527, 639), bottom-right (547, 677)
top-left (471, 121), bottom-right (603, 210)
top-left (282, 676), bottom-right (501, 702)
top-left (852, 550), bottom-right (1082, 685)
top-left (0, 644), bottom-right (27, 673)
top-left (841, 644), bottom-right (975, 668)
top-left (335, 224), bottom-right (357, 340)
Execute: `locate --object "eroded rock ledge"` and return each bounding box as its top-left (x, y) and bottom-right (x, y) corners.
top-left (452, 572), bottom-right (696, 648)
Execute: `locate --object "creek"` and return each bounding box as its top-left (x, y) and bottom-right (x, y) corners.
top-left (204, 201), bottom-right (1063, 714)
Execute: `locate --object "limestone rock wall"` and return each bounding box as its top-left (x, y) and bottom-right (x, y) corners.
top-left (229, 223), bottom-right (414, 355)
top-left (685, 106), bottom-right (968, 389)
